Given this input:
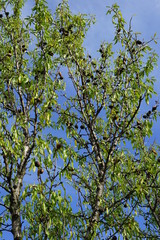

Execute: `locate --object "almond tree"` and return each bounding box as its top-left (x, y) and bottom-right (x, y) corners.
top-left (0, 0), bottom-right (90, 239)
top-left (0, 1), bottom-right (159, 240)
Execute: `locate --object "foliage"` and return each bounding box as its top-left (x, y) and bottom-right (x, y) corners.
top-left (0, 0), bottom-right (159, 239)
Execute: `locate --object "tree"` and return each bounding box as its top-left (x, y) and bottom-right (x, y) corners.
top-left (0, 0), bottom-right (159, 239)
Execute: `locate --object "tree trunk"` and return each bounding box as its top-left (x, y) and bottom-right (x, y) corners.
top-left (10, 192), bottom-right (22, 239)
top-left (10, 176), bottom-right (23, 240)
top-left (84, 128), bottom-right (105, 239)
top-left (85, 180), bottom-right (104, 239)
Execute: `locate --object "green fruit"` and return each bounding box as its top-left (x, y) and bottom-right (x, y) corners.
top-left (39, 168), bottom-right (44, 174)
top-left (56, 142), bottom-right (62, 150)
top-left (35, 161), bottom-right (40, 168)
top-left (152, 105), bottom-right (157, 111)
top-left (136, 40), bottom-right (142, 45)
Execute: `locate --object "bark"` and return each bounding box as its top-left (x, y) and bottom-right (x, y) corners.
top-left (10, 186), bottom-right (22, 240)
top-left (9, 139), bottom-right (33, 239)
top-left (84, 179), bottom-right (104, 240)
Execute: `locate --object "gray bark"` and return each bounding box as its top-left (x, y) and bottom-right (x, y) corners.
top-left (10, 181), bottom-right (22, 240)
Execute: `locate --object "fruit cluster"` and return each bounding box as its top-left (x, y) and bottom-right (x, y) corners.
top-left (35, 161), bottom-right (44, 175)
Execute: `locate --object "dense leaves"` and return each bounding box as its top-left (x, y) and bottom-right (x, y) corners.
top-left (0, 0), bottom-right (159, 239)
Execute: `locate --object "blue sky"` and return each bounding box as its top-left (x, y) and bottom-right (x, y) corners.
top-left (24, 0), bottom-right (160, 88)
top-left (54, 0), bottom-right (160, 144)
top-left (48, 0), bottom-right (160, 110)
top-left (1, 0), bottom-right (160, 239)
top-left (65, 0), bottom-right (160, 142)
top-left (59, 0), bottom-right (160, 50)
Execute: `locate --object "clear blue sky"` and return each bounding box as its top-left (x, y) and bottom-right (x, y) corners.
top-left (2, 0), bottom-right (160, 239)
top-left (48, 0), bottom-right (160, 142)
